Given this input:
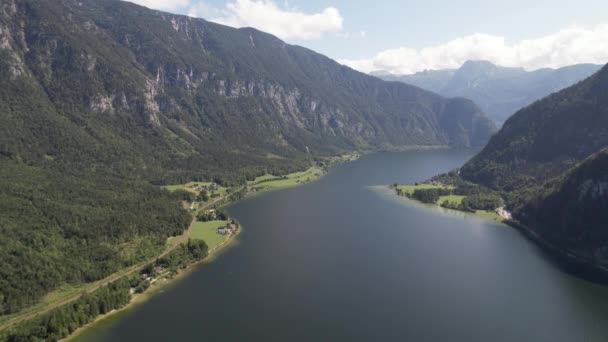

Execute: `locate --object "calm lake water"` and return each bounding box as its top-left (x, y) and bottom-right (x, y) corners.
top-left (78, 150), bottom-right (608, 341)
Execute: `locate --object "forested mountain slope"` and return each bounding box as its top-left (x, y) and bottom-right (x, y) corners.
top-left (0, 0), bottom-right (496, 316)
top-left (461, 64), bottom-right (608, 192)
top-left (518, 148), bottom-right (608, 255)
top-left (380, 61), bottom-right (602, 124)
top-left (459, 64), bottom-right (608, 263)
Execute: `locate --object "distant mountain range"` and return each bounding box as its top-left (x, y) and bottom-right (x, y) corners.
top-left (461, 64), bottom-right (608, 263)
top-left (375, 61), bottom-right (603, 124)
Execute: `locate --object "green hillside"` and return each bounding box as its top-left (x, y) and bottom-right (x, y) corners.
top-left (461, 64), bottom-right (608, 192)
top-left (0, 0), bottom-right (496, 316)
top-left (458, 64), bottom-right (608, 264)
top-left (518, 148), bottom-right (608, 257)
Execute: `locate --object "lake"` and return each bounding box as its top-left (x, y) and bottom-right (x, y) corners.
top-left (77, 150), bottom-right (608, 341)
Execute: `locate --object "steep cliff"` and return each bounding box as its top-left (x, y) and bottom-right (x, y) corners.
top-left (0, 0), bottom-right (496, 184)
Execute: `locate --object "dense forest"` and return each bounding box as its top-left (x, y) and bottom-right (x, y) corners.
top-left (461, 64), bottom-right (608, 192)
top-left (517, 148), bottom-right (608, 258)
top-left (0, 161), bottom-right (192, 315)
top-left (0, 239), bottom-right (209, 341)
top-left (459, 64), bottom-right (608, 262)
top-left (400, 175), bottom-right (504, 213)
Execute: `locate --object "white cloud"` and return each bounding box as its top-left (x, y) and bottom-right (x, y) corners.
top-left (339, 25), bottom-right (608, 75)
top-left (126, 0), bottom-right (191, 11)
top-left (187, 2), bottom-right (213, 18)
top-left (208, 0), bottom-right (344, 40)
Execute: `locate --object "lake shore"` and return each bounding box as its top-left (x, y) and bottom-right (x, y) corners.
top-left (246, 151), bottom-right (362, 195)
top-left (390, 184), bottom-right (506, 222)
top-left (60, 152), bottom-right (364, 341)
top-left (383, 184), bottom-right (608, 284)
top-left (62, 224), bottom-right (242, 342)
top-left (506, 220), bottom-right (608, 284)
top-left (49, 149), bottom-right (608, 341)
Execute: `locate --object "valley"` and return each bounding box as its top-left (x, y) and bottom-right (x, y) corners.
top-left (0, 0), bottom-right (606, 340)
top-left (65, 150), bottom-right (608, 342)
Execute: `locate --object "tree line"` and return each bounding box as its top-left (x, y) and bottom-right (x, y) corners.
top-left (0, 239), bottom-right (209, 342)
top-left (396, 174), bottom-right (504, 213)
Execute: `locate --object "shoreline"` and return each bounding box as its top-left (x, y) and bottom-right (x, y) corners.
top-left (60, 152), bottom-right (364, 340)
top-left (401, 193), bottom-right (505, 223)
top-left (245, 152), bottom-right (363, 196)
top-left (506, 220), bottom-right (608, 284)
top-left (63, 153), bottom-right (369, 339)
top-left (9, 151), bottom-right (368, 340)
top-left (62, 224), bottom-right (243, 341)
top-left (387, 186), bottom-right (507, 223)
top-left (381, 185), bottom-right (608, 284)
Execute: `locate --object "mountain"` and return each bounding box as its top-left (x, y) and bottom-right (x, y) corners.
top-left (519, 148), bottom-right (608, 255)
top-left (373, 68), bottom-right (455, 94)
top-left (0, 0), bottom-right (496, 184)
top-left (461, 64), bottom-right (608, 191)
top-left (380, 60), bottom-right (602, 124)
top-left (460, 64), bottom-right (608, 263)
top-left (0, 0), bottom-right (496, 315)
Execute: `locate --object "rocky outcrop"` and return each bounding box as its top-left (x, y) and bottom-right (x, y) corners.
top-left (0, 0), bottom-right (496, 176)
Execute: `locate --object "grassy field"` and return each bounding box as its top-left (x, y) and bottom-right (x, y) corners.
top-left (249, 174), bottom-right (277, 183)
top-left (328, 151), bottom-right (362, 163)
top-left (474, 210), bottom-right (505, 222)
top-left (162, 182), bottom-right (228, 203)
top-left (190, 220), bottom-right (230, 250)
top-left (437, 194), bottom-right (466, 205)
top-left (395, 183), bottom-right (452, 195)
top-left (167, 220), bottom-right (230, 250)
top-left (248, 166), bottom-right (324, 191)
top-left (394, 183), bottom-right (505, 223)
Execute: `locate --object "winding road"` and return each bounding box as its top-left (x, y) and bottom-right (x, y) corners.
top-left (0, 189), bottom-right (240, 331)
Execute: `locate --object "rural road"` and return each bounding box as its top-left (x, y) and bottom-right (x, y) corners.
top-left (0, 189), bottom-right (239, 331)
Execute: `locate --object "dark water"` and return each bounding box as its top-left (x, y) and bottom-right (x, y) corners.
top-left (79, 150), bottom-right (608, 342)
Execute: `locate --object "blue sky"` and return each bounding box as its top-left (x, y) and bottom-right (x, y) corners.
top-left (128, 0), bottom-right (608, 74)
top-left (276, 0), bottom-right (608, 57)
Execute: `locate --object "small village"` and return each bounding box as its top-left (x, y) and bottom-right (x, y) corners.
top-left (135, 206), bottom-right (240, 297)
top-left (189, 182), bottom-right (218, 193)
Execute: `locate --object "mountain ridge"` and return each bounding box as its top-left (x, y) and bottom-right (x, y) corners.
top-left (458, 64), bottom-right (608, 263)
top-left (0, 0), bottom-right (496, 184)
top-left (461, 64), bottom-right (608, 191)
top-left (377, 60), bottom-right (603, 124)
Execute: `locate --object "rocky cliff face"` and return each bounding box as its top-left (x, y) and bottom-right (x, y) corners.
top-left (0, 0), bottom-right (496, 183)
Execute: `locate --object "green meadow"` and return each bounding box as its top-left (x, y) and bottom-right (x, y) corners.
top-left (248, 166), bottom-right (324, 191)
